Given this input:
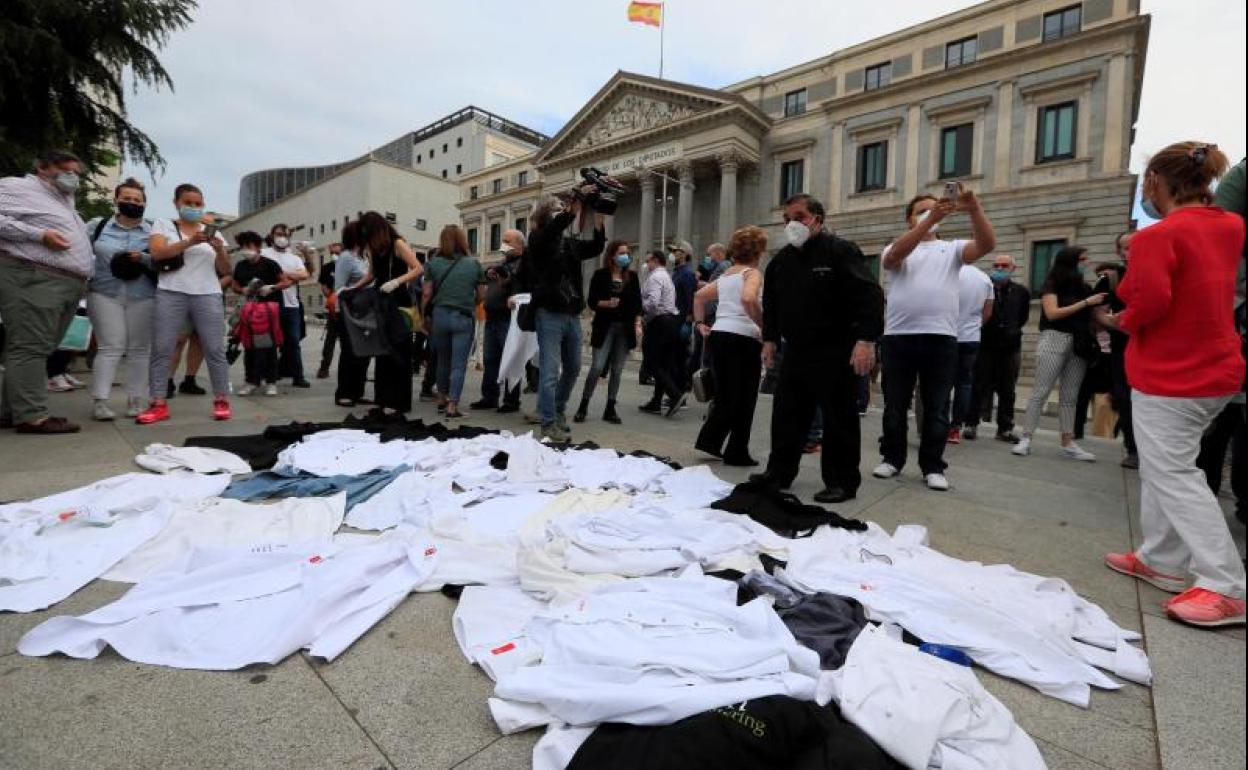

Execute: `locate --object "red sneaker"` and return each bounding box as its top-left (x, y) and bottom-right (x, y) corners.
top-left (1105, 552), bottom-right (1187, 593)
top-left (212, 397), bottom-right (232, 421)
top-left (1165, 588), bottom-right (1246, 627)
top-left (947, 428), bottom-right (962, 444)
top-left (135, 401), bottom-right (170, 425)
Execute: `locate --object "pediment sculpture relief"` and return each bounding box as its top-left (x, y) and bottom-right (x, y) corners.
top-left (570, 94), bottom-right (703, 151)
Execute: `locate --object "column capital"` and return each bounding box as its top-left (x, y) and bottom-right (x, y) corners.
top-left (675, 160), bottom-right (694, 183)
top-left (715, 152), bottom-right (742, 172)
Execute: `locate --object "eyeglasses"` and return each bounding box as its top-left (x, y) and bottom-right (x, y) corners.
top-left (992, 264), bottom-right (1011, 269)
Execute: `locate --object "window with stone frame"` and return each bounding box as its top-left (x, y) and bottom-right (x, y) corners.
top-left (858, 141), bottom-right (888, 192)
top-left (779, 159), bottom-right (804, 204)
top-left (940, 124), bottom-right (974, 178)
top-left (865, 62), bottom-right (892, 91)
top-left (1036, 101), bottom-right (1078, 163)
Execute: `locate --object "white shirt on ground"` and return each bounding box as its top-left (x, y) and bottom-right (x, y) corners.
top-left (956, 264), bottom-right (994, 343)
top-left (883, 238), bottom-right (967, 337)
top-left (152, 219), bottom-right (227, 295)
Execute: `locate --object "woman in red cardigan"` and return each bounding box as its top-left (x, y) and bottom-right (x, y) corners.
top-left (1105, 141), bottom-right (1246, 628)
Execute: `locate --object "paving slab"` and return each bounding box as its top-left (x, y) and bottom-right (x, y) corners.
top-left (0, 652), bottom-right (389, 770)
top-left (1144, 613), bottom-right (1247, 770)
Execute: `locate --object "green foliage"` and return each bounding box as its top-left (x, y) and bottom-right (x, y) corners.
top-left (0, 0), bottom-right (196, 180)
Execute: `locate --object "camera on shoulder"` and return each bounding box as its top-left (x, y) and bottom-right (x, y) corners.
top-left (568, 167), bottom-right (626, 215)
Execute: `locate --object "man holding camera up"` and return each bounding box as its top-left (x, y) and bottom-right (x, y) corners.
top-left (471, 228), bottom-right (525, 413)
top-left (874, 183), bottom-right (996, 492)
top-left (526, 169), bottom-right (617, 442)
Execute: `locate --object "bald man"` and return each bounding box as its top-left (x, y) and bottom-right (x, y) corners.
top-left (471, 228), bottom-right (526, 412)
top-left (967, 254), bottom-right (1030, 442)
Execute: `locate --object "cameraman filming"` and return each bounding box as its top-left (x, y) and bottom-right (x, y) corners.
top-left (471, 228), bottom-right (525, 413)
top-left (526, 170), bottom-right (616, 442)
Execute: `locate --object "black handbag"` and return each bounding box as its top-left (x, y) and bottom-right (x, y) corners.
top-left (340, 287), bottom-right (395, 358)
top-left (1073, 327), bottom-right (1099, 361)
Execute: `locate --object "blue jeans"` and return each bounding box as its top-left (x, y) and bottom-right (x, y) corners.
top-left (536, 308), bottom-right (582, 425)
top-left (949, 341), bottom-right (980, 428)
top-left (431, 305), bottom-right (474, 403)
top-left (581, 323), bottom-right (629, 404)
top-left (481, 316), bottom-right (519, 406)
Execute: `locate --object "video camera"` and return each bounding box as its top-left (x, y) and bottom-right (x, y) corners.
top-left (566, 167), bottom-right (626, 215)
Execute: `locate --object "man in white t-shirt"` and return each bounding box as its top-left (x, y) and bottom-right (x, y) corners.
top-left (874, 186), bottom-right (996, 491)
top-left (262, 223), bottom-right (310, 387)
top-left (949, 264), bottom-right (994, 443)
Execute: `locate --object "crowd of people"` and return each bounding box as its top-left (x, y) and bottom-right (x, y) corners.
top-left (0, 139), bottom-right (1243, 626)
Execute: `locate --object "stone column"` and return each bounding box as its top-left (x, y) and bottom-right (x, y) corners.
top-left (1102, 54), bottom-right (1128, 174)
top-left (675, 161), bottom-right (694, 247)
top-left (638, 170), bottom-right (655, 252)
top-left (993, 79), bottom-right (1015, 191)
top-left (717, 154), bottom-right (739, 243)
top-left (903, 103), bottom-right (922, 198)
top-left (828, 121), bottom-right (844, 208)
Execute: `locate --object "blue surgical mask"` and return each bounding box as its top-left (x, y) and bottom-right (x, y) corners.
top-left (989, 269), bottom-right (1011, 283)
top-left (179, 206), bottom-right (204, 223)
top-left (53, 172), bottom-right (80, 194)
top-left (1140, 197), bottom-right (1162, 220)
top-left (701, 256), bottom-right (714, 271)
top-left (615, 253), bottom-right (631, 269)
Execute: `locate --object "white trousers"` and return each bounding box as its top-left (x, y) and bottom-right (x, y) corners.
top-left (86, 291), bottom-right (153, 401)
top-left (1134, 391), bottom-right (1245, 598)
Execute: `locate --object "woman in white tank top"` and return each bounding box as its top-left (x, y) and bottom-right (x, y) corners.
top-left (692, 225), bottom-right (766, 466)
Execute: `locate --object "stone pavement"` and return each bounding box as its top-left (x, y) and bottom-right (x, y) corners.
top-left (0, 335), bottom-right (1244, 770)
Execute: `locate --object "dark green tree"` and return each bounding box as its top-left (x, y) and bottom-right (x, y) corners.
top-left (0, 0), bottom-right (196, 207)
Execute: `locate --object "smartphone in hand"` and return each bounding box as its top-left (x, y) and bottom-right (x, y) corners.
top-left (944, 181), bottom-right (961, 201)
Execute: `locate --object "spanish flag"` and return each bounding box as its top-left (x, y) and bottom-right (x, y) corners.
top-left (628, 1), bottom-right (662, 27)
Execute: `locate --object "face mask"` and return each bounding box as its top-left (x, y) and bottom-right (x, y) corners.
top-left (784, 219), bottom-right (811, 249)
top-left (917, 209), bottom-right (940, 233)
top-left (499, 244), bottom-right (514, 257)
top-left (273, 236), bottom-right (290, 249)
top-left (701, 256), bottom-right (714, 271)
top-left (179, 206), bottom-right (204, 223)
top-left (116, 201), bottom-right (145, 219)
top-left (52, 172), bottom-right (80, 194)
top-left (246, 249), bottom-right (261, 260)
top-left (615, 253), bottom-right (631, 269)
top-left (989, 269), bottom-right (1011, 283)
top-left (1140, 197), bottom-right (1162, 220)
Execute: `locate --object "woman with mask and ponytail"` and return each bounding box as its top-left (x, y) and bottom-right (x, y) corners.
top-left (1104, 141), bottom-right (1246, 628)
top-left (573, 240), bottom-right (641, 424)
top-left (137, 183), bottom-right (233, 424)
top-left (85, 178), bottom-right (155, 420)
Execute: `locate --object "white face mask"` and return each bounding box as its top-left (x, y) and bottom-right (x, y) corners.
top-left (273, 236), bottom-right (290, 249)
top-left (784, 219), bottom-right (811, 248)
top-left (917, 209), bottom-right (940, 233)
top-left (499, 244), bottom-right (514, 256)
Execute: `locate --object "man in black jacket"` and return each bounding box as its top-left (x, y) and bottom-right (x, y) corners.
top-left (751, 194), bottom-right (884, 503)
top-left (526, 187), bottom-right (607, 442)
top-left (471, 229), bottom-right (525, 413)
top-left (968, 254), bottom-right (1030, 442)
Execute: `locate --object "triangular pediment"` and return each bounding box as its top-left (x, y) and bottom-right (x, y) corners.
top-left (535, 72), bottom-right (768, 167)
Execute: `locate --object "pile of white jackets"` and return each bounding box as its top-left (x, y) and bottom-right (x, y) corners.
top-left (3, 429), bottom-right (1152, 770)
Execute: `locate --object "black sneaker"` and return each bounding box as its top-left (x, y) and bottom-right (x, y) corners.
top-left (498, 403), bottom-right (520, 414)
top-left (166, 379), bottom-right (177, 399)
top-left (469, 399), bottom-right (497, 410)
top-left (639, 401), bottom-right (662, 414)
top-left (664, 392), bottom-right (688, 418)
top-left (962, 426), bottom-right (978, 441)
top-left (291, 379), bottom-right (311, 389)
top-left (178, 377), bottom-right (206, 395)
top-left (419, 389), bottom-right (436, 402)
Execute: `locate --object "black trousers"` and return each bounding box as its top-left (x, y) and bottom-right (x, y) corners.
top-left (880, 334), bottom-right (957, 475)
top-left (243, 346), bottom-right (278, 385)
top-left (1074, 353), bottom-right (1111, 439)
top-left (696, 332), bottom-right (761, 461)
top-left (766, 344), bottom-right (862, 493)
top-left (642, 314), bottom-right (685, 403)
top-left (1197, 402), bottom-right (1245, 521)
top-left (1109, 352), bottom-right (1136, 455)
top-left (970, 344), bottom-right (1021, 432)
top-left (319, 318), bottom-right (338, 371)
top-left (334, 316), bottom-right (368, 402)
top-left (374, 338), bottom-right (412, 413)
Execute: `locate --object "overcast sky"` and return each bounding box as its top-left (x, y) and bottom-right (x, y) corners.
top-left (120, 0), bottom-right (1246, 221)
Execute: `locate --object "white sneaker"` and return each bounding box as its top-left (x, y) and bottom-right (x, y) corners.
top-left (63, 373), bottom-right (86, 389)
top-left (47, 375), bottom-right (73, 392)
top-left (237, 383), bottom-right (256, 396)
top-left (925, 473), bottom-right (950, 491)
top-left (1061, 442), bottom-right (1097, 462)
top-left (125, 397), bottom-right (145, 418)
top-left (92, 400), bottom-right (116, 421)
top-left (264, 383), bottom-right (279, 396)
top-left (1011, 436), bottom-right (1032, 456)
top-left (873, 462), bottom-right (900, 479)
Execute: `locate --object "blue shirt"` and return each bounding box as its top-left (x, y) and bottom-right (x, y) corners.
top-left (86, 216), bottom-right (155, 300)
top-left (673, 262), bottom-right (697, 318)
top-left (334, 249), bottom-right (368, 291)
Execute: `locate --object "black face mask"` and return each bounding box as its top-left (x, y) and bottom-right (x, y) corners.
top-left (117, 201), bottom-right (145, 219)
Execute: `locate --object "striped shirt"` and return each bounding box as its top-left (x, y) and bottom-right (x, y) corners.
top-left (0, 174), bottom-right (93, 277)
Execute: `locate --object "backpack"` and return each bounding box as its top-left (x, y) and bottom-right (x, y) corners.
top-left (240, 301), bottom-right (279, 349)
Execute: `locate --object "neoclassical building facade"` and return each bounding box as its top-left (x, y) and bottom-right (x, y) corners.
top-left (458, 0), bottom-right (1149, 291)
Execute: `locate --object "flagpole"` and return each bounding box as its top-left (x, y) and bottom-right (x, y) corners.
top-left (659, 2), bottom-right (665, 79)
